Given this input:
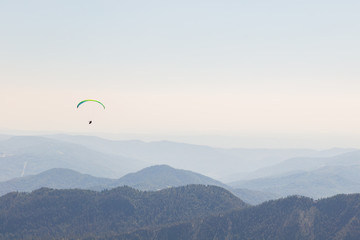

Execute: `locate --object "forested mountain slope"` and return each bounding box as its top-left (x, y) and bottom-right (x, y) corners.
top-left (0, 185), bottom-right (246, 239)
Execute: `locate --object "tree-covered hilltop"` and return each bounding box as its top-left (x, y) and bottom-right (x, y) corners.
top-left (0, 185), bottom-right (246, 240)
top-left (2, 185), bottom-right (360, 240)
top-left (115, 194), bottom-right (360, 240)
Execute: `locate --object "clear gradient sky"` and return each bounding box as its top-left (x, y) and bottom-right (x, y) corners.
top-left (1, 1), bottom-right (360, 148)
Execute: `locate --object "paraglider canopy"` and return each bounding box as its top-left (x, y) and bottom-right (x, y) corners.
top-left (77, 99), bottom-right (105, 109)
top-left (77, 99), bottom-right (105, 125)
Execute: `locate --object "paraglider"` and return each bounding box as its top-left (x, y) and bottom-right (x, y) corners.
top-left (77, 99), bottom-right (105, 109)
top-left (77, 99), bottom-right (105, 124)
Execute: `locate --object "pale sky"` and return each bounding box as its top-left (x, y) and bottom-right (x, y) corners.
top-left (1, 1), bottom-right (360, 148)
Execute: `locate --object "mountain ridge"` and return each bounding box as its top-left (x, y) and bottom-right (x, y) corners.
top-left (0, 185), bottom-right (247, 239)
top-left (0, 165), bottom-right (276, 205)
top-left (111, 194), bottom-right (360, 240)
top-left (2, 186), bottom-right (360, 239)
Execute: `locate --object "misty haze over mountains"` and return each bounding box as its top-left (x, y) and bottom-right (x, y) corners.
top-left (0, 135), bottom-right (148, 181)
top-left (1, 134), bottom-right (360, 202)
top-left (43, 134), bottom-right (358, 180)
top-left (231, 165), bottom-right (360, 199)
top-left (2, 134), bottom-right (360, 238)
top-left (0, 134), bottom-right (353, 181)
top-left (0, 165), bottom-right (277, 205)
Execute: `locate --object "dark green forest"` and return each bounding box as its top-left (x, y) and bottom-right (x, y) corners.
top-left (0, 185), bottom-right (246, 239)
top-left (1, 185), bottom-right (360, 239)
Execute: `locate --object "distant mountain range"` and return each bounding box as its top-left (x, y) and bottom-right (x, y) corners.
top-left (229, 150), bottom-right (360, 199)
top-left (0, 136), bottom-right (149, 181)
top-left (0, 168), bottom-right (114, 196)
top-left (239, 150), bottom-right (360, 180)
top-left (46, 134), bottom-right (353, 179)
top-left (231, 165), bottom-right (360, 199)
top-left (2, 134), bottom-right (360, 204)
top-left (0, 165), bottom-right (226, 194)
top-left (1, 186), bottom-right (360, 240)
top-left (1, 134), bottom-right (356, 182)
top-left (0, 165), bottom-right (275, 205)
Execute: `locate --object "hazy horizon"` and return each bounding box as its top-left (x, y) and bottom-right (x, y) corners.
top-left (2, 1), bottom-right (360, 149)
top-left (1, 129), bottom-right (360, 150)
